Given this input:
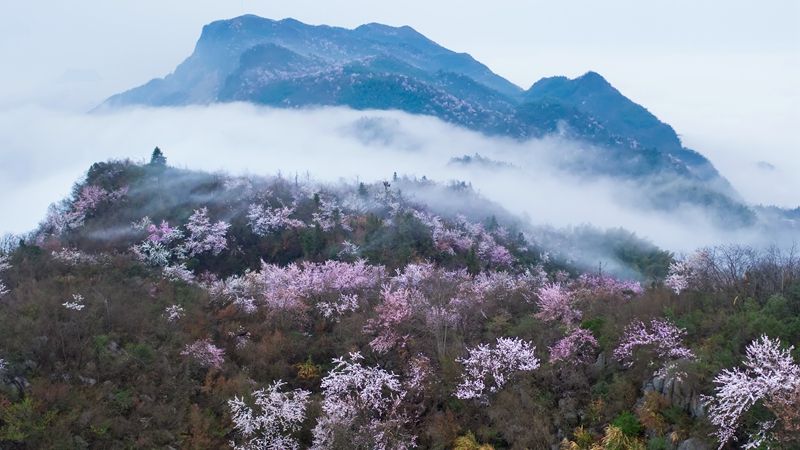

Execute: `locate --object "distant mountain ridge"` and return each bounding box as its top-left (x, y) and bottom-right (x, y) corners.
top-left (101, 15), bottom-right (756, 226)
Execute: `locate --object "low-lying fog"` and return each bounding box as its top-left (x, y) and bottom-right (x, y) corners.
top-left (0, 103), bottom-right (796, 252)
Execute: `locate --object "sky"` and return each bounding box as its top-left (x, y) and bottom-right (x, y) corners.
top-left (0, 0), bottom-right (798, 236)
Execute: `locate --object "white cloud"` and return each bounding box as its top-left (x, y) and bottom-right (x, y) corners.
top-left (0, 103), bottom-right (792, 253)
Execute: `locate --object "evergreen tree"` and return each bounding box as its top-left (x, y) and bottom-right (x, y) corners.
top-left (150, 147), bottom-right (167, 166)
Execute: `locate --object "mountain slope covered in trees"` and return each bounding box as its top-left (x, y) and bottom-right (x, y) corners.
top-left (0, 154), bottom-right (798, 449)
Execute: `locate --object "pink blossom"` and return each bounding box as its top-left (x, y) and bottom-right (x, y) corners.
top-left (704, 335), bottom-right (800, 449)
top-left (477, 235), bottom-right (513, 267)
top-left (391, 262), bottom-right (436, 288)
top-left (534, 283), bottom-right (581, 325)
top-left (576, 274), bottom-right (643, 300)
top-left (613, 318), bottom-right (694, 367)
top-left (665, 260), bottom-right (692, 294)
top-left (228, 380), bottom-right (311, 450)
top-left (47, 184), bottom-right (128, 232)
top-left (212, 260), bottom-right (384, 315)
top-left (405, 354), bottom-right (432, 391)
top-left (183, 208), bottom-right (230, 257)
top-left (366, 286), bottom-right (417, 354)
top-left (548, 328), bottom-right (599, 365)
top-left (147, 220), bottom-right (182, 244)
top-left (455, 337), bottom-right (540, 400)
top-left (163, 264), bottom-right (195, 283)
top-left (181, 339), bottom-right (225, 369)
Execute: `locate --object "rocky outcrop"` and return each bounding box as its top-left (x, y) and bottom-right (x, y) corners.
top-left (677, 437), bottom-right (709, 450)
top-left (643, 373), bottom-right (705, 418)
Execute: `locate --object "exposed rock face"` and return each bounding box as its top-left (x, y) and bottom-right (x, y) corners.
top-left (644, 373), bottom-right (705, 418)
top-left (677, 437), bottom-right (709, 450)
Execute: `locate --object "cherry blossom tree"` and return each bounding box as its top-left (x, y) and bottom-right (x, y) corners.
top-left (704, 335), bottom-right (800, 449)
top-left (311, 352), bottom-right (416, 450)
top-left (366, 286), bottom-right (417, 354)
top-left (228, 380), bottom-right (311, 450)
top-left (534, 283), bottom-right (581, 326)
top-left (146, 220), bottom-right (183, 243)
top-left (51, 248), bottom-right (98, 266)
top-left (413, 211), bottom-right (472, 255)
top-left (549, 328), bottom-right (599, 365)
top-left (317, 293), bottom-right (360, 320)
top-left (312, 196), bottom-right (352, 232)
top-left (455, 337), bottom-right (540, 401)
top-left (42, 184), bottom-right (128, 233)
top-left (247, 203), bottom-right (306, 235)
top-left (613, 318), bottom-right (694, 368)
top-left (183, 208), bottom-right (230, 257)
top-left (181, 339), bottom-right (225, 369)
top-left (575, 274), bottom-right (643, 300)
top-left (162, 264), bottom-right (195, 284)
top-left (131, 218), bottom-right (184, 267)
top-left (404, 354), bottom-right (432, 392)
top-left (664, 262), bottom-right (690, 294)
top-left (211, 259), bottom-right (384, 316)
top-left (664, 258), bottom-right (701, 294)
top-left (62, 293), bottom-right (86, 311)
top-left (164, 304), bottom-right (185, 322)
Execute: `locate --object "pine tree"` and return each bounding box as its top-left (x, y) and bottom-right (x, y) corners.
top-left (149, 147), bottom-right (167, 166)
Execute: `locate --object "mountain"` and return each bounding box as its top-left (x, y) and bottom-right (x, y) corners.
top-left (100, 15), bottom-right (753, 226)
top-left (2, 158), bottom-right (799, 449)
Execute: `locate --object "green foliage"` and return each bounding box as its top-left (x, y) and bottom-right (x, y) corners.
top-left (0, 398), bottom-right (57, 443)
top-left (647, 436), bottom-right (669, 450)
top-left (612, 411), bottom-right (643, 437)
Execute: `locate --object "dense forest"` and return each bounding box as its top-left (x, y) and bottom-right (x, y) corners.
top-left (0, 152), bottom-right (798, 449)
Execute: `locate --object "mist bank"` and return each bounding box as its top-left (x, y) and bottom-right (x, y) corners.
top-left (0, 102), bottom-right (796, 251)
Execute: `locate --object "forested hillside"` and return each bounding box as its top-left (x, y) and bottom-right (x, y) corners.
top-left (0, 153), bottom-right (798, 449)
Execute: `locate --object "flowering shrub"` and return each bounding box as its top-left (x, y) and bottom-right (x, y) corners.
top-left (181, 339), bottom-right (225, 369)
top-left (228, 380), bottom-right (311, 450)
top-left (704, 335), bottom-right (800, 449)
top-left (455, 337), bottom-right (540, 400)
